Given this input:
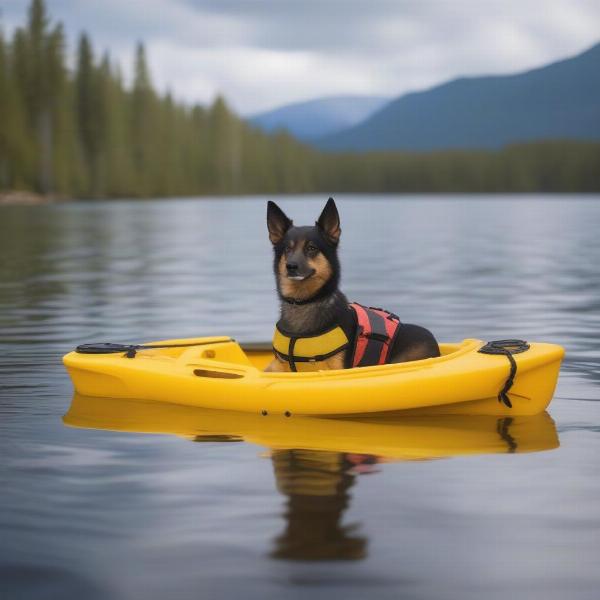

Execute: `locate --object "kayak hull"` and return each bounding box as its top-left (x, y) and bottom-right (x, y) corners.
top-left (62, 337), bottom-right (564, 416)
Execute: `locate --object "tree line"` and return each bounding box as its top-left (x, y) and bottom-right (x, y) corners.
top-left (1, 0), bottom-right (599, 198)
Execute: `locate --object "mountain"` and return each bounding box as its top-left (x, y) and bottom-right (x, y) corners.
top-left (317, 42), bottom-right (600, 152)
top-left (248, 95), bottom-right (389, 141)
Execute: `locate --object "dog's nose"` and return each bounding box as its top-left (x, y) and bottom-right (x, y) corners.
top-left (286, 262), bottom-right (298, 273)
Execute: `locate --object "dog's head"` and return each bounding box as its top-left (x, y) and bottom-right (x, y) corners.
top-left (267, 198), bottom-right (341, 302)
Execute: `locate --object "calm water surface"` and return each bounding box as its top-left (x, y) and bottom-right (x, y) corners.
top-left (1, 195), bottom-right (599, 600)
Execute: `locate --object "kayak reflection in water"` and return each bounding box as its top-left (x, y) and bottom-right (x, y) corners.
top-left (62, 395), bottom-right (560, 564)
top-left (269, 449), bottom-right (379, 561)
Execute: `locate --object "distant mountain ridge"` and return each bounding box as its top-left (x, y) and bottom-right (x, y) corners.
top-left (316, 42), bottom-right (600, 151)
top-left (248, 96), bottom-right (389, 141)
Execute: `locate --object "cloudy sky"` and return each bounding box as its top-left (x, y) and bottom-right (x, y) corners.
top-left (2, 0), bottom-right (599, 115)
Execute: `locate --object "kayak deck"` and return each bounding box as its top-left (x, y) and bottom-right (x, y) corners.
top-left (63, 337), bottom-right (564, 416)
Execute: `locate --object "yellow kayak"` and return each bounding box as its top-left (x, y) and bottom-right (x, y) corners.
top-left (64, 394), bottom-right (559, 460)
top-left (63, 337), bottom-right (564, 416)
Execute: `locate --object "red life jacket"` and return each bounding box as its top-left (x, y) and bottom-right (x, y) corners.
top-left (349, 303), bottom-right (402, 367)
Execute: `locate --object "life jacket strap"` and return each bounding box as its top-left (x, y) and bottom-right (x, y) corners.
top-left (349, 303), bottom-right (401, 368)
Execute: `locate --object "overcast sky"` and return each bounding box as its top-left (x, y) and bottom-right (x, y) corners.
top-left (2, 0), bottom-right (599, 115)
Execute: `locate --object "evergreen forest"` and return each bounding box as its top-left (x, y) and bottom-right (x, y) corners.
top-left (1, 0), bottom-right (598, 199)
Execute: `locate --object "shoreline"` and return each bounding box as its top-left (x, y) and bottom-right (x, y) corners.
top-left (1, 190), bottom-right (599, 205)
top-left (0, 191), bottom-right (69, 206)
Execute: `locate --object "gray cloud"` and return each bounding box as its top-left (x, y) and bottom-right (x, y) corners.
top-left (2, 0), bottom-right (599, 114)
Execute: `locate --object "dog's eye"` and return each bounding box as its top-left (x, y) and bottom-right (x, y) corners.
top-left (306, 244), bottom-right (319, 255)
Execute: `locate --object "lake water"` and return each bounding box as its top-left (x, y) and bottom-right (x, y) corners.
top-left (1, 194), bottom-right (599, 600)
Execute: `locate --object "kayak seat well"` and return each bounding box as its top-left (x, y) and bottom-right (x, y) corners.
top-left (193, 369), bottom-right (245, 379)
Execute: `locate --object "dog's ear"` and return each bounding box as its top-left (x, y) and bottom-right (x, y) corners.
top-left (267, 201), bottom-right (293, 245)
top-left (316, 197), bottom-right (341, 245)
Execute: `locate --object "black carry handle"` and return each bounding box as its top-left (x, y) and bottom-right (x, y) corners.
top-left (76, 338), bottom-right (234, 359)
top-left (478, 339), bottom-right (530, 408)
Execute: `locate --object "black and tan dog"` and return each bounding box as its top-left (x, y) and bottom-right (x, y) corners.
top-left (265, 198), bottom-right (440, 372)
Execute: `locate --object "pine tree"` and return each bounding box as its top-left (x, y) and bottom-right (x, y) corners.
top-left (27, 0), bottom-right (53, 192)
top-left (130, 42), bottom-right (159, 196)
top-left (208, 95), bottom-right (243, 193)
top-left (0, 29), bottom-right (32, 189)
top-left (75, 33), bottom-right (101, 195)
top-left (47, 22), bottom-right (83, 195)
top-left (97, 55), bottom-right (135, 196)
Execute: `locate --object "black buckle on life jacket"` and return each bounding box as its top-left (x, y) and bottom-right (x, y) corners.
top-left (359, 329), bottom-right (390, 343)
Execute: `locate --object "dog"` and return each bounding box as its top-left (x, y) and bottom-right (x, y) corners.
top-left (265, 198), bottom-right (440, 372)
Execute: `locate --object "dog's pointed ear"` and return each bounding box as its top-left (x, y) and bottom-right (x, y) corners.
top-left (267, 201), bottom-right (293, 245)
top-left (316, 197), bottom-right (341, 245)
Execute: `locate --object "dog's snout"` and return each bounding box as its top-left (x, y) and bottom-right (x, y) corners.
top-left (286, 262), bottom-right (298, 272)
